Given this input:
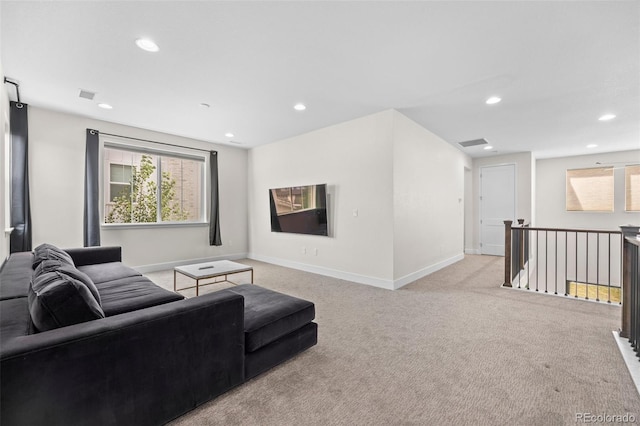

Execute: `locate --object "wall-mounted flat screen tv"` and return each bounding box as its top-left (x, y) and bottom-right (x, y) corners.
top-left (269, 184), bottom-right (328, 236)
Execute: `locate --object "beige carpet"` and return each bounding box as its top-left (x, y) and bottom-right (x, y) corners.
top-left (145, 255), bottom-right (640, 426)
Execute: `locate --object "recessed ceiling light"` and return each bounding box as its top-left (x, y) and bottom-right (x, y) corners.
top-left (484, 145), bottom-right (493, 150)
top-left (135, 38), bottom-right (159, 52)
top-left (587, 144), bottom-right (598, 148)
top-left (225, 132), bottom-right (234, 138)
top-left (98, 103), bottom-right (113, 109)
top-left (294, 103), bottom-right (306, 111)
top-left (485, 96), bottom-right (501, 105)
top-left (598, 114), bottom-right (616, 121)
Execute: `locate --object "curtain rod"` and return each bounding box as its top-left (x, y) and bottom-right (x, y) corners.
top-left (92, 130), bottom-right (216, 154)
top-left (4, 77), bottom-right (22, 104)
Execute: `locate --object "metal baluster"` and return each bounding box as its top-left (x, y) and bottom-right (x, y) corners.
top-left (585, 232), bottom-right (589, 300)
top-left (511, 228), bottom-right (522, 288)
top-left (630, 242), bottom-right (638, 352)
top-left (630, 245), bottom-right (638, 352)
top-left (608, 234), bottom-right (612, 304)
top-left (619, 233), bottom-right (623, 306)
top-left (536, 229), bottom-right (540, 291)
top-left (596, 233), bottom-right (600, 302)
top-left (517, 227), bottom-right (521, 288)
top-left (565, 232), bottom-right (568, 296)
top-left (525, 230), bottom-right (531, 290)
top-left (555, 231), bottom-right (558, 295)
top-left (545, 230), bottom-right (548, 293)
top-left (575, 231), bottom-right (578, 298)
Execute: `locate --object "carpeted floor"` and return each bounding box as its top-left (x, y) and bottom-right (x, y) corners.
top-left (146, 255), bottom-right (640, 425)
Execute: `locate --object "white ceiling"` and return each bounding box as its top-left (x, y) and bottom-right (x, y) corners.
top-left (1, 1), bottom-right (638, 158)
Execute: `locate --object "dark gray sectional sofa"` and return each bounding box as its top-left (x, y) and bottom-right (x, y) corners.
top-left (0, 245), bottom-right (317, 426)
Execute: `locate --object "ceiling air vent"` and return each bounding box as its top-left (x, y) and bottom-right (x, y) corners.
top-left (78, 89), bottom-right (96, 100)
top-left (458, 138), bottom-right (489, 148)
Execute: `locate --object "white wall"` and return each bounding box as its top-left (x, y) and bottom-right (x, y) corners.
top-left (248, 110), bottom-right (396, 287)
top-left (471, 152), bottom-right (535, 252)
top-left (0, 13), bottom-right (10, 263)
top-left (392, 111), bottom-right (469, 286)
top-left (27, 107), bottom-right (248, 269)
top-left (536, 150), bottom-right (640, 230)
top-left (248, 109), bottom-right (470, 289)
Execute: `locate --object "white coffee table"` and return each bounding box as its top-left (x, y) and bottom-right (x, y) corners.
top-left (174, 260), bottom-right (253, 296)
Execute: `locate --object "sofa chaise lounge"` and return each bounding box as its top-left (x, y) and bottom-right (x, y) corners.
top-left (0, 245), bottom-right (317, 425)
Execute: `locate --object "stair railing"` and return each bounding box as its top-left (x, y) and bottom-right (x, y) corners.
top-left (620, 226), bottom-right (640, 362)
top-left (503, 221), bottom-right (623, 304)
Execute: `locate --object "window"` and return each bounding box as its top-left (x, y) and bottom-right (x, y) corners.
top-left (109, 163), bottom-right (132, 202)
top-left (566, 167), bottom-right (614, 212)
top-left (103, 146), bottom-right (204, 224)
top-left (626, 164), bottom-right (640, 212)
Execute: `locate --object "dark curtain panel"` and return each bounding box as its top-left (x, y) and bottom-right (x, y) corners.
top-left (209, 151), bottom-right (222, 246)
top-left (9, 101), bottom-right (32, 253)
top-left (83, 129), bottom-right (101, 247)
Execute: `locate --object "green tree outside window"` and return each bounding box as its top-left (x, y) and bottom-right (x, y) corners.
top-left (106, 155), bottom-right (188, 223)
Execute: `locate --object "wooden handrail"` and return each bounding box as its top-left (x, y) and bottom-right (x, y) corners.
top-left (511, 225), bottom-right (621, 235)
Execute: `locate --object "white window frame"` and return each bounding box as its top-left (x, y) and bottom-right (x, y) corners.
top-left (100, 137), bottom-right (208, 228)
top-left (107, 162), bottom-right (133, 203)
top-left (625, 164), bottom-right (640, 212)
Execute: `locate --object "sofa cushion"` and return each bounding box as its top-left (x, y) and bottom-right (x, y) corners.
top-left (35, 260), bottom-right (102, 306)
top-left (28, 271), bottom-right (105, 332)
top-left (245, 322), bottom-right (318, 380)
top-left (77, 262), bottom-right (142, 284)
top-left (95, 276), bottom-right (184, 317)
top-left (227, 284), bottom-right (315, 353)
top-left (32, 243), bottom-right (75, 269)
top-left (0, 252), bottom-right (33, 300)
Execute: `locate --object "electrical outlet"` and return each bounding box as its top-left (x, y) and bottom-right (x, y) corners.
top-left (314, 248), bottom-right (318, 256)
top-left (302, 247), bottom-right (306, 254)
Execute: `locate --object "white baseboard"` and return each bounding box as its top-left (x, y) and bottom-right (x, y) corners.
top-left (247, 252), bottom-right (465, 291)
top-left (465, 248), bottom-right (481, 255)
top-left (247, 253), bottom-right (395, 290)
top-left (613, 330), bottom-right (640, 397)
top-left (393, 253), bottom-right (465, 290)
top-left (133, 252), bottom-right (249, 274)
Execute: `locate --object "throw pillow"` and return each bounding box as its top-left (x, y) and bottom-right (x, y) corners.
top-left (34, 259), bottom-right (102, 306)
top-left (32, 243), bottom-right (75, 269)
top-left (28, 271), bottom-right (105, 332)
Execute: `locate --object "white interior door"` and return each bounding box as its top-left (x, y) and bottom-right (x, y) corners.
top-left (480, 164), bottom-right (515, 256)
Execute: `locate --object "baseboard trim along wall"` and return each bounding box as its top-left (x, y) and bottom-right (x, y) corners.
top-left (135, 251), bottom-right (467, 288)
top-left (133, 252), bottom-right (249, 274)
top-left (612, 331), bottom-right (640, 396)
top-left (393, 253), bottom-right (465, 290)
top-left (465, 248), bottom-right (480, 255)
top-left (248, 252), bottom-right (466, 291)
top-left (247, 253), bottom-right (396, 290)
